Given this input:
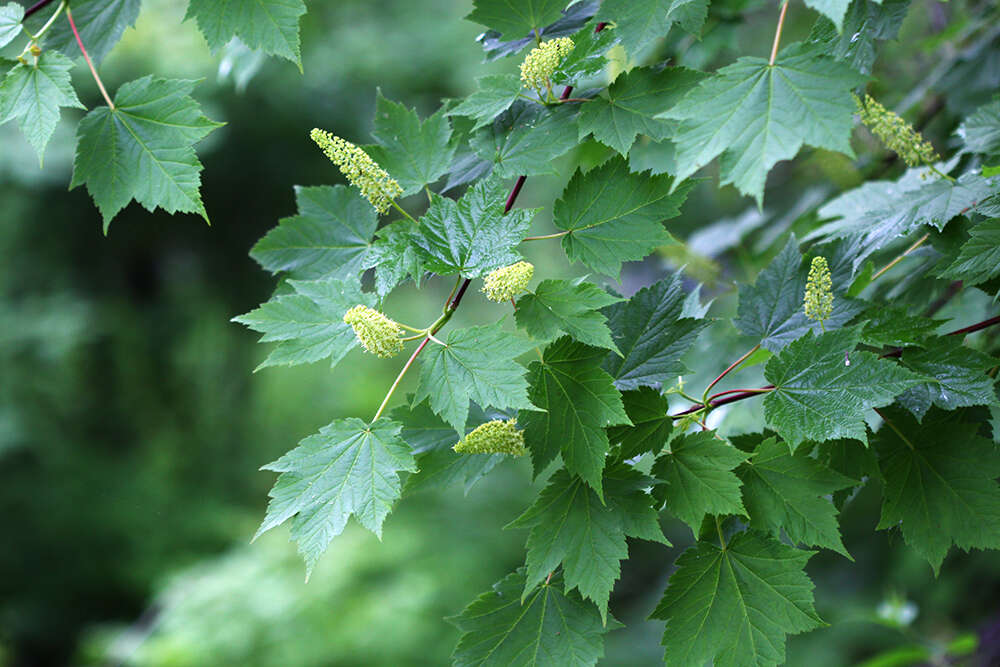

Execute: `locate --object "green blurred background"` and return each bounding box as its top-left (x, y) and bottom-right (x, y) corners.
top-left (2, 0), bottom-right (999, 665)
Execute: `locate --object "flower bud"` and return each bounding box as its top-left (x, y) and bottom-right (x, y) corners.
top-left (482, 261), bottom-right (534, 302)
top-left (453, 419), bottom-right (526, 456)
top-left (855, 95), bottom-right (939, 168)
top-left (519, 37), bottom-right (575, 91)
top-left (343, 304), bottom-right (404, 358)
top-left (310, 128), bottom-right (403, 214)
top-left (803, 256), bottom-right (834, 326)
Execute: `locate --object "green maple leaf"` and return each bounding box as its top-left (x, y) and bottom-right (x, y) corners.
top-left (255, 417), bottom-right (417, 576)
top-left (521, 337), bottom-right (630, 495)
top-left (447, 74), bottom-right (523, 131)
top-left (763, 327), bottom-right (924, 450)
top-left (859, 306), bottom-right (945, 349)
top-left (598, 0), bottom-right (708, 57)
top-left (514, 278), bottom-right (623, 352)
top-left (0, 3), bottom-right (24, 49)
top-left (449, 569), bottom-right (620, 667)
top-left (186, 0), bottom-right (307, 66)
top-left (364, 91), bottom-right (455, 196)
top-left (659, 42), bottom-right (865, 206)
top-left (803, 0), bottom-right (851, 32)
top-left (0, 52), bottom-right (84, 165)
top-left (393, 401), bottom-right (504, 496)
top-left (651, 531), bottom-right (824, 667)
top-left (249, 185), bottom-right (376, 281)
top-left (808, 0), bottom-right (909, 75)
top-left (897, 337), bottom-right (999, 420)
top-left (413, 176), bottom-right (536, 278)
top-left (232, 277), bottom-right (372, 370)
top-left (875, 407), bottom-right (1000, 573)
top-left (958, 100), bottom-right (1000, 156)
top-left (602, 272), bottom-right (710, 390)
top-left (734, 236), bottom-right (866, 351)
top-left (70, 77), bottom-right (223, 231)
top-left (42, 0), bottom-right (140, 64)
top-left (366, 220), bottom-right (425, 296)
top-left (414, 322), bottom-right (537, 433)
top-left (938, 218), bottom-right (1000, 286)
top-left (508, 465), bottom-right (667, 620)
top-left (607, 386), bottom-right (673, 458)
top-left (652, 431), bottom-right (750, 532)
top-left (472, 102), bottom-right (580, 179)
top-left (737, 437), bottom-right (857, 557)
top-left (554, 157), bottom-right (692, 278)
top-left (577, 66), bottom-right (706, 156)
top-left (465, 0), bottom-right (567, 39)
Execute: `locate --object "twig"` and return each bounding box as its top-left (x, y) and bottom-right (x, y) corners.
top-left (67, 7), bottom-right (115, 110)
top-left (768, 1), bottom-right (789, 66)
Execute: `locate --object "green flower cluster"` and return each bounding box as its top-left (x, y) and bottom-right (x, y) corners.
top-left (519, 37), bottom-right (575, 93)
top-left (453, 419), bottom-right (526, 456)
top-left (343, 304), bottom-right (404, 358)
top-left (310, 128), bottom-right (403, 213)
top-left (482, 261), bottom-right (534, 302)
top-left (855, 95), bottom-right (939, 168)
top-left (803, 256), bottom-right (834, 328)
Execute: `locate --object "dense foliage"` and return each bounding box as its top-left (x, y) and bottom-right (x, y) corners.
top-left (3, 0), bottom-right (1000, 665)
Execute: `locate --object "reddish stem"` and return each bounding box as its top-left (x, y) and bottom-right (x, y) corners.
top-left (67, 7), bottom-right (115, 109)
top-left (24, 0), bottom-right (56, 19)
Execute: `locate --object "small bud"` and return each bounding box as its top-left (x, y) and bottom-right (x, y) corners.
top-left (519, 37), bottom-right (575, 92)
top-left (310, 128), bottom-right (403, 214)
top-left (855, 95), bottom-right (939, 168)
top-left (29, 44), bottom-right (41, 57)
top-left (454, 419), bottom-right (526, 456)
top-left (343, 304), bottom-right (404, 358)
top-left (803, 256), bottom-right (834, 327)
top-left (482, 261), bottom-right (534, 302)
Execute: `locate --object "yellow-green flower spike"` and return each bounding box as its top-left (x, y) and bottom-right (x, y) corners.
top-left (310, 128), bottom-right (403, 214)
top-left (519, 37), bottom-right (575, 92)
top-left (803, 256), bottom-right (834, 329)
top-left (453, 419), bottom-right (526, 456)
top-left (343, 304), bottom-right (404, 358)
top-left (482, 261), bottom-right (534, 302)
top-left (855, 95), bottom-right (940, 168)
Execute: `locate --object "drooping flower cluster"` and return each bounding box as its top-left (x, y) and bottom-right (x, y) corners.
top-left (482, 261), bottom-right (534, 302)
top-left (519, 37), bottom-right (575, 93)
top-left (343, 304), bottom-right (404, 358)
top-left (310, 128), bottom-right (403, 214)
top-left (803, 256), bottom-right (834, 329)
top-left (855, 95), bottom-right (939, 168)
top-left (453, 419), bottom-right (526, 456)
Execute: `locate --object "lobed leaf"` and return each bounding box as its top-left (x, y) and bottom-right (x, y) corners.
top-left (186, 0), bottom-right (307, 66)
top-left (514, 278), bottom-right (623, 352)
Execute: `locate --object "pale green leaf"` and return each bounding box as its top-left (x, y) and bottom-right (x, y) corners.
top-left (514, 278), bottom-right (623, 352)
top-left (598, 0), bottom-right (708, 57)
top-left (256, 417), bottom-right (417, 576)
top-left (0, 3), bottom-right (24, 49)
top-left (447, 74), bottom-right (523, 131)
top-left (803, 0), bottom-right (851, 32)
top-left (70, 77), bottom-right (223, 231)
top-left (958, 100), bottom-right (1000, 156)
top-left (186, 0), bottom-right (306, 65)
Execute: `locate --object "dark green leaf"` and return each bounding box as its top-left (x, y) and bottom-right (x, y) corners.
top-left (413, 176), bottom-right (536, 278)
top-left (514, 278), bottom-right (623, 352)
top-left (450, 569), bottom-right (618, 667)
top-left (803, 0), bottom-right (850, 32)
top-left (607, 386), bottom-right (672, 458)
top-left (763, 327), bottom-right (924, 450)
top-left (414, 322), bottom-right (537, 432)
top-left (651, 531), bottom-right (823, 667)
top-left (602, 272), bottom-right (710, 390)
top-left (652, 431), bottom-right (750, 531)
top-left (738, 436), bottom-right (857, 557)
top-left (521, 337), bottom-right (630, 494)
top-left (875, 407), bottom-right (1000, 573)
top-left (366, 220), bottom-right (425, 296)
top-left (0, 52), bottom-right (84, 165)
top-left (256, 417), bottom-right (418, 576)
top-left (554, 157), bottom-right (692, 278)
top-left (958, 100), bottom-right (1000, 156)
top-left (186, 0), bottom-right (307, 65)
top-left (598, 0), bottom-right (708, 57)
top-left (466, 0), bottom-right (567, 39)
top-left (897, 337), bottom-right (999, 420)
top-left (249, 185), bottom-right (376, 281)
top-left (808, 0), bottom-right (910, 75)
top-left (859, 306), bottom-right (944, 348)
top-left (447, 74), bottom-right (522, 131)
top-left (70, 77), bottom-right (223, 231)
top-left (472, 102), bottom-right (580, 179)
top-left (938, 218), bottom-right (1000, 286)
top-left (43, 0), bottom-right (140, 64)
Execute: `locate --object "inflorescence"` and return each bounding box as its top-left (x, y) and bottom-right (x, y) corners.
top-left (520, 37), bottom-right (575, 95)
top-left (482, 261), bottom-right (534, 302)
top-left (855, 94), bottom-right (940, 168)
top-left (453, 419), bottom-right (526, 456)
top-left (803, 256), bottom-right (834, 330)
top-left (310, 128), bottom-right (403, 214)
top-left (343, 305), bottom-right (404, 358)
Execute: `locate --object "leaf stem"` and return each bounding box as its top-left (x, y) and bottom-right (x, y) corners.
top-left (372, 337), bottom-right (430, 422)
top-left (927, 164), bottom-right (956, 183)
top-left (396, 322), bottom-right (427, 334)
top-left (23, 0), bottom-right (57, 19)
top-left (20, 0), bottom-right (64, 43)
top-left (768, 0), bottom-right (789, 66)
top-left (701, 344), bottom-right (760, 406)
top-left (66, 7), bottom-right (115, 110)
top-left (390, 199), bottom-right (419, 224)
top-left (871, 233), bottom-right (930, 282)
top-left (522, 230), bottom-right (569, 241)
top-left (873, 408), bottom-right (915, 450)
top-left (715, 517), bottom-right (727, 550)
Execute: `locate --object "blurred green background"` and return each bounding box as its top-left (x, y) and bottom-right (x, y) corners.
top-left (2, 0), bottom-right (999, 665)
